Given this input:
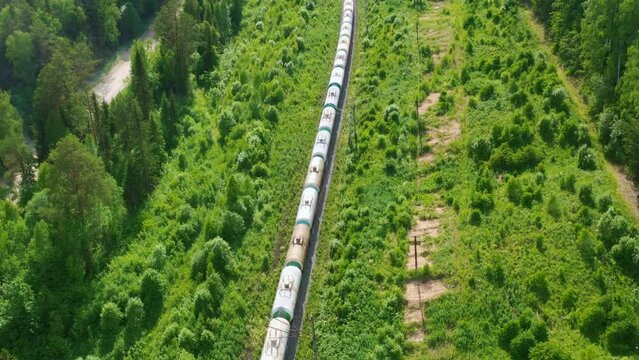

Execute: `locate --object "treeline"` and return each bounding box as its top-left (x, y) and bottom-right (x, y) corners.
top-left (528, 0), bottom-right (639, 181)
top-left (0, 0), bottom-right (245, 357)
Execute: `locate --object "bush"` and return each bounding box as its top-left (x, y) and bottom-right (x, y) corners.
top-left (577, 230), bottom-right (596, 264)
top-left (579, 303), bottom-right (607, 341)
top-left (125, 297), bottom-right (144, 344)
top-left (140, 269), bottom-right (165, 325)
top-left (527, 271), bottom-right (550, 302)
top-left (507, 177), bottom-right (523, 204)
top-left (510, 330), bottom-right (537, 360)
top-left (610, 236), bottom-right (639, 276)
top-left (469, 209), bottom-right (482, 225)
top-left (596, 193), bottom-right (613, 212)
top-left (559, 173), bottom-right (576, 192)
top-left (479, 83), bottom-right (496, 101)
top-left (207, 237), bottom-right (233, 275)
top-left (597, 208), bottom-right (634, 248)
top-left (468, 138), bottom-right (493, 162)
top-left (561, 287), bottom-right (578, 310)
top-left (538, 116), bottom-right (557, 143)
top-left (578, 184), bottom-right (595, 207)
top-left (577, 145), bottom-right (597, 170)
top-left (604, 319), bottom-right (639, 355)
top-left (490, 145), bottom-right (542, 173)
top-left (100, 302), bottom-right (123, 337)
top-left (547, 194), bottom-right (561, 219)
top-left (194, 287), bottom-right (215, 319)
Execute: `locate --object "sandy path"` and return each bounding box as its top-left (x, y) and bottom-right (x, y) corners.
top-left (92, 26), bottom-right (157, 103)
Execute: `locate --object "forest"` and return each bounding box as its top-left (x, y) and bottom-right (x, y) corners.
top-left (0, 0), bottom-right (638, 358)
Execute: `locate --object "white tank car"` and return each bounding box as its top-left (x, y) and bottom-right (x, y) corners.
top-left (319, 106), bottom-right (336, 133)
top-left (295, 186), bottom-right (319, 226)
top-left (340, 22), bottom-right (352, 38)
top-left (343, 9), bottom-right (353, 23)
top-left (329, 67), bottom-right (345, 88)
top-left (337, 34), bottom-right (350, 53)
top-left (334, 49), bottom-right (348, 68)
top-left (261, 318), bottom-right (290, 360)
top-left (270, 265), bottom-right (303, 321)
top-left (344, 0), bottom-right (354, 11)
top-left (324, 84), bottom-right (341, 109)
top-left (311, 129), bottom-right (331, 162)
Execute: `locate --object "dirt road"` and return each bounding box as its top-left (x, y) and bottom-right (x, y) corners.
top-left (92, 26), bottom-right (157, 103)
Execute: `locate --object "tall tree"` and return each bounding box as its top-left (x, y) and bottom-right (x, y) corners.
top-left (155, 0), bottom-right (196, 95)
top-left (130, 41), bottom-right (153, 118)
top-left (37, 134), bottom-right (125, 277)
top-left (618, 41), bottom-right (639, 180)
top-left (32, 39), bottom-right (95, 160)
top-left (5, 30), bottom-right (37, 85)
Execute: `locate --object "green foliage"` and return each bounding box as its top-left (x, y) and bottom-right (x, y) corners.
top-left (577, 145), bottom-right (597, 170)
top-left (100, 302), bottom-right (123, 338)
top-left (529, 341), bottom-right (572, 360)
top-left (140, 269), bottom-right (165, 325)
top-left (597, 208), bottom-right (634, 248)
top-left (119, 3), bottom-right (143, 41)
top-left (527, 271), bottom-right (550, 303)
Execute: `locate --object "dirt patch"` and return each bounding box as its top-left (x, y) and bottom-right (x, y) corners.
top-left (418, 92), bottom-right (441, 116)
top-left (418, 152), bottom-right (435, 165)
top-left (406, 242), bottom-right (436, 268)
top-left (427, 120), bottom-right (460, 148)
top-left (406, 280), bottom-right (447, 302)
top-left (610, 165), bottom-right (639, 219)
top-left (410, 218), bottom-right (440, 239)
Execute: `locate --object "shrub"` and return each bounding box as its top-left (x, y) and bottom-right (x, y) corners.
top-left (547, 194), bottom-right (561, 219)
top-left (576, 230), bottom-right (596, 264)
top-left (218, 110), bottom-right (236, 143)
top-left (604, 319), bottom-right (639, 355)
top-left (485, 259), bottom-right (505, 287)
top-left (151, 244), bottom-right (166, 269)
top-left (100, 302), bottom-right (123, 337)
top-left (610, 236), bottom-right (639, 276)
top-left (545, 87), bottom-right (568, 113)
top-left (479, 83), bottom-right (496, 101)
top-left (510, 330), bottom-right (537, 359)
top-left (579, 303), bottom-right (607, 341)
top-left (470, 192), bottom-right (494, 213)
top-left (490, 145), bottom-right (541, 173)
top-left (194, 287), bottom-right (215, 319)
top-left (596, 193), bottom-right (613, 212)
top-left (578, 184), bottom-right (595, 207)
top-left (206, 237), bottom-right (233, 275)
top-left (527, 271), bottom-right (550, 302)
top-left (468, 138), bottom-right (493, 162)
top-left (191, 249), bottom-right (208, 281)
top-left (597, 208), bottom-right (634, 248)
top-left (124, 297), bottom-right (144, 344)
top-left (469, 209), bottom-right (482, 225)
top-left (559, 173), bottom-right (576, 192)
top-left (140, 269), bottom-right (165, 325)
top-left (577, 145), bottom-right (597, 170)
top-left (538, 116), bottom-right (556, 143)
top-left (498, 319), bottom-right (520, 349)
top-left (177, 327), bottom-right (196, 352)
top-left (507, 177), bottom-right (523, 204)
top-left (561, 287), bottom-right (578, 310)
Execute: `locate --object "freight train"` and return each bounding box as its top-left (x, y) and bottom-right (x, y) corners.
top-left (260, 0), bottom-right (355, 358)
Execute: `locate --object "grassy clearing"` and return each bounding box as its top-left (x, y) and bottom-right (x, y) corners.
top-left (410, 0), bottom-right (639, 358)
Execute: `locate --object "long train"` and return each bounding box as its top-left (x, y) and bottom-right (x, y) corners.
top-left (260, 0), bottom-right (355, 358)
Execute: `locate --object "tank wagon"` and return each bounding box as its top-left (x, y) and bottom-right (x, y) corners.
top-left (260, 0), bottom-right (354, 358)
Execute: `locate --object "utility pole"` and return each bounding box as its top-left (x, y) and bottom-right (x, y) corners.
top-left (311, 315), bottom-right (318, 360)
top-left (413, 236), bottom-right (418, 270)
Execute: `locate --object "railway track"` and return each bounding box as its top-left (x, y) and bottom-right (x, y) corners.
top-left (260, 1), bottom-right (357, 358)
top-left (284, 3), bottom-right (357, 359)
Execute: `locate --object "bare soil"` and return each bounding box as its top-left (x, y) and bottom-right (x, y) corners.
top-left (427, 120), bottom-right (460, 148)
top-left (418, 92), bottom-right (441, 116)
top-left (92, 26), bottom-right (157, 103)
top-left (610, 165), bottom-right (639, 219)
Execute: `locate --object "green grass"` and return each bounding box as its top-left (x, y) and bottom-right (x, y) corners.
top-left (302, 0), bottom-right (639, 358)
top-left (64, 0), bottom-right (349, 358)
